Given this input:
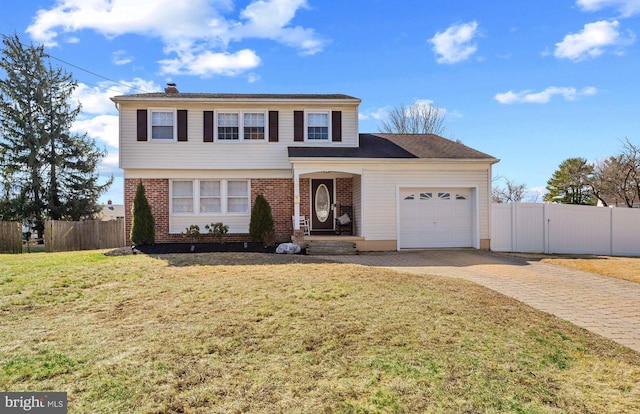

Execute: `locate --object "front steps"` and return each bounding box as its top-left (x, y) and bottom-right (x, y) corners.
top-left (306, 240), bottom-right (358, 255)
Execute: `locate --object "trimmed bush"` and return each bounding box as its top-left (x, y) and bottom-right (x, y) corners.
top-left (130, 181), bottom-right (155, 245)
top-left (249, 194), bottom-right (274, 245)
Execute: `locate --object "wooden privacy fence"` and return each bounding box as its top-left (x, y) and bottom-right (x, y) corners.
top-left (45, 218), bottom-right (125, 252)
top-left (492, 203), bottom-right (640, 256)
top-left (0, 221), bottom-right (22, 254)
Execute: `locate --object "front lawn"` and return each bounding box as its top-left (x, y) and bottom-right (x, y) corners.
top-left (1, 251), bottom-right (639, 413)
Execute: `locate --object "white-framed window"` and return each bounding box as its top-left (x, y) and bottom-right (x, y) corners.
top-left (172, 181), bottom-right (194, 213)
top-left (218, 113), bottom-right (239, 140)
top-left (200, 181), bottom-right (221, 213)
top-left (307, 112), bottom-right (329, 141)
top-left (216, 111), bottom-right (267, 141)
top-left (243, 112), bottom-right (265, 140)
top-left (170, 180), bottom-right (250, 214)
top-left (150, 109), bottom-right (176, 141)
top-left (227, 181), bottom-right (249, 213)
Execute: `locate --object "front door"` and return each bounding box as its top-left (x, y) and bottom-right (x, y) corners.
top-left (311, 179), bottom-right (334, 231)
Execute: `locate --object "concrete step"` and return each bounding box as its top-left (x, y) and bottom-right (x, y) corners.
top-left (306, 240), bottom-right (358, 255)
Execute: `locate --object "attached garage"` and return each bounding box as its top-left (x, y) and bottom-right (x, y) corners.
top-left (399, 187), bottom-right (475, 249)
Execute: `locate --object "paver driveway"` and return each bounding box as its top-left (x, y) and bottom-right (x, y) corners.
top-left (323, 249), bottom-right (640, 353)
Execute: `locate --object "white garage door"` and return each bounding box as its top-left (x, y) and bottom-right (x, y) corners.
top-left (399, 188), bottom-right (473, 248)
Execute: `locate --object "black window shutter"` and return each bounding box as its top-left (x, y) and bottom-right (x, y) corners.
top-left (332, 111), bottom-right (342, 142)
top-left (136, 109), bottom-right (147, 141)
top-left (294, 110), bottom-right (304, 142)
top-left (268, 111), bottom-right (279, 142)
top-left (203, 111), bottom-right (214, 142)
top-left (177, 110), bottom-right (188, 141)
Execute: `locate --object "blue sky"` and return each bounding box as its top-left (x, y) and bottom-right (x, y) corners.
top-left (2, 0), bottom-right (640, 204)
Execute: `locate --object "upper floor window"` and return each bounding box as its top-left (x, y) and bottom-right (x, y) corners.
top-left (307, 112), bottom-right (329, 140)
top-left (150, 110), bottom-right (176, 141)
top-left (243, 113), bottom-right (265, 140)
top-left (216, 111), bottom-right (267, 141)
top-left (218, 113), bottom-right (239, 140)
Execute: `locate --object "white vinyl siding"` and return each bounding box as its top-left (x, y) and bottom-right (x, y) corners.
top-left (119, 104), bottom-right (360, 170)
top-left (360, 164), bottom-right (491, 246)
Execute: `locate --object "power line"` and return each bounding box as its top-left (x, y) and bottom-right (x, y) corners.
top-left (46, 54), bottom-right (155, 94)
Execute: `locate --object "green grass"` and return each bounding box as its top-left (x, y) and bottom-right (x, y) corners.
top-left (1, 251), bottom-right (639, 413)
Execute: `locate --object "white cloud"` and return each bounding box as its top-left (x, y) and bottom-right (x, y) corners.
top-left (359, 107), bottom-right (390, 121)
top-left (72, 78), bottom-right (161, 115)
top-left (576, 0), bottom-right (640, 17)
top-left (158, 49), bottom-right (261, 77)
top-left (112, 50), bottom-right (133, 66)
top-left (26, 0), bottom-right (325, 77)
top-left (231, 0), bottom-right (326, 55)
top-left (429, 21), bottom-right (479, 64)
top-left (554, 20), bottom-right (634, 61)
top-left (72, 115), bottom-right (120, 148)
top-left (494, 86), bottom-right (598, 104)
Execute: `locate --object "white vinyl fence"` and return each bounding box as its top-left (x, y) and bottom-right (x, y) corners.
top-left (491, 203), bottom-right (640, 256)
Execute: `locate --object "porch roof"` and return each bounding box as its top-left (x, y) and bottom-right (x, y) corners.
top-left (288, 133), bottom-right (497, 160)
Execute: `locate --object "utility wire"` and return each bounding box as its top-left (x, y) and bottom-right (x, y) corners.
top-left (46, 54), bottom-right (155, 94)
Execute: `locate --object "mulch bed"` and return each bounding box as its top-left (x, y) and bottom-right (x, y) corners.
top-left (134, 242), bottom-right (279, 255)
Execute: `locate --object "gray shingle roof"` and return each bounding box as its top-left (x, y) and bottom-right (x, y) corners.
top-left (112, 92), bottom-right (359, 101)
top-left (288, 133), bottom-right (497, 160)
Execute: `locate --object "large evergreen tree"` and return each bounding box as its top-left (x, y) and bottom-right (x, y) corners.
top-left (0, 34), bottom-right (111, 236)
top-left (543, 157), bottom-right (596, 205)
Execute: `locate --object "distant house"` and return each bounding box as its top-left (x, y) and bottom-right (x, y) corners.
top-left (111, 86), bottom-right (498, 250)
top-left (98, 200), bottom-right (125, 221)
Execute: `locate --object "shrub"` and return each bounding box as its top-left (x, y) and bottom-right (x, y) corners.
top-left (249, 194), bottom-right (274, 245)
top-left (130, 181), bottom-right (155, 245)
top-left (181, 224), bottom-right (201, 243)
top-left (206, 222), bottom-right (229, 243)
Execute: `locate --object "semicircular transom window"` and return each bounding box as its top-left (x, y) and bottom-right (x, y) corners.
top-left (315, 184), bottom-right (330, 223)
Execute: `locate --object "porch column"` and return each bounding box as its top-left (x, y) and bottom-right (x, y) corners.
top-left (293, 169), bottom-right (301, 230)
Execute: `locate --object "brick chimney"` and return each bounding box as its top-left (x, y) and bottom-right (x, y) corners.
top-left (165, 83), bottom-right (179, 94)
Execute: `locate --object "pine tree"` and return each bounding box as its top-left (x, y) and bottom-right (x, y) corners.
top-left (130, 181), bottom-right (155, 245)
top-left (0, 33), bottom-right (111, 235)
top-left (249, 194), bottom-right (274, 243)
top-left (543, 157), bottom-right (596, 205)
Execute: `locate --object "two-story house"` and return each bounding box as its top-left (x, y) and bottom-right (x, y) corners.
top-left (112, 85), bottom-right (498, 251)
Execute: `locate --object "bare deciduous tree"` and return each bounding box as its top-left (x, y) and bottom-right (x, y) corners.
top-left (378, 101), bottom-right (446, 136)
top-left (591, 138), bottom-right (640, 207)
top-left (492, 176), bottom-right (531, 203)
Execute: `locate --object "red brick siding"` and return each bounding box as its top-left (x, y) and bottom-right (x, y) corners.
top-left (251, 179), bottom-right (294, 242)
top-left (299, 178), bottom-right (310, 219)
top-left (125, 177), bottom-right (351, 245)
top-left (125, 177), bottom-right (295, 245)
top-left (335, 178), bottom-right (353, 210)
top-left (124, 178), bottom-right (171, 245)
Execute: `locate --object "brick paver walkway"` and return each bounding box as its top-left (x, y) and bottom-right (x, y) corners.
top-left (323, 249), bottom-right (640, 353)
